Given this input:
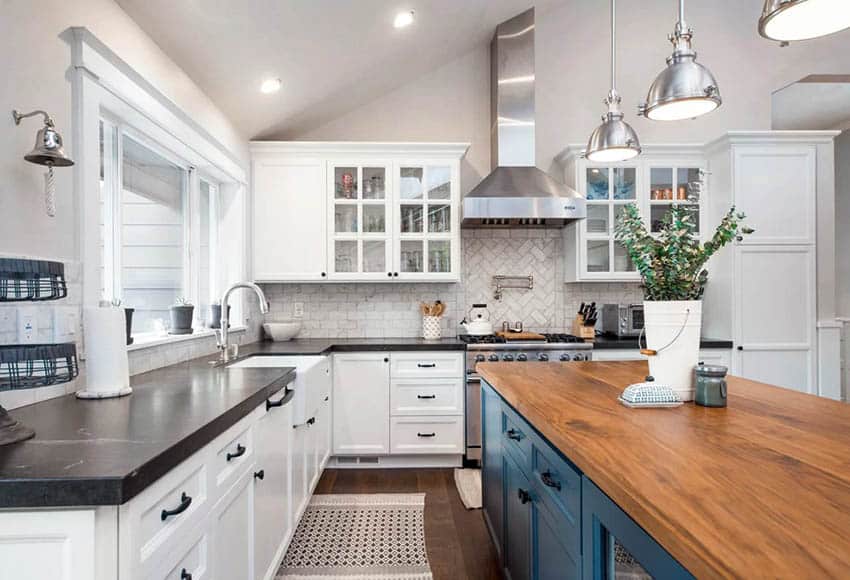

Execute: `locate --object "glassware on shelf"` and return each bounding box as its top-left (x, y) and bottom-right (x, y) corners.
top-left (363, 167), bottom-right (385, 200)
top-left (334, 205), bottom-right (358, 233)
top-left (400, 241), bottom-right (424, 273)
top-left (400, 205), bottom-right (423, 233)
top-left (362, 241), bottom-right (385, 273)
top-left (334, 240), bottom-right (357, 273)
top-left (363, 206), bottom-right (385, 233)
top-left (587, 168), bottom-right (609, 200)
top-left (428, 241), bottom-right (451, 273)
top-left (428, 205), bottom-right (450, 233)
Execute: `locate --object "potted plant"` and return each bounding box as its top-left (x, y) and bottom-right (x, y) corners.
top-left (169, 298), bottom-right (195, 335)
top-left (615, 204), bottom-right (752, 400)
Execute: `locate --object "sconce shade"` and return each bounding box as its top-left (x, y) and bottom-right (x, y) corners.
top-left (25, 125), bottom-right (74, 167)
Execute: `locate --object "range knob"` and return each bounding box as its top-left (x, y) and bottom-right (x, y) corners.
top-left (502, 354), bottom-right (515, 362)
top-left (517, 354), bottom-right (528, 362)
top-left (475, 354), bottom-right (486, 363)
top-left (573, 353), bottom-right (585, 361)
top-left (537, 353), bottom-right (549, 362)
top-left (559, 354), bottom-right (571, 362)
top-left (488, 354), bottom-right (499, 362)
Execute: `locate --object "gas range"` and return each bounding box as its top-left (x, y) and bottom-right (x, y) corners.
top-left (460, 333), bottom-right (594, 366)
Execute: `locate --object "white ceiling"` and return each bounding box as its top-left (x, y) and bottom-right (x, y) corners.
top-left (116, 0), bottom-right (559, 140)
top-left (772, 75), bottom-right (850, 130)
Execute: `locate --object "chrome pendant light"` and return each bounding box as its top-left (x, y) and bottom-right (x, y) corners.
top-left (586, 0), bottom-right (641, 163)
top-left (639, 0), bottom-right (721, 121)
top-left (759, 0), bottom-right (850, 42)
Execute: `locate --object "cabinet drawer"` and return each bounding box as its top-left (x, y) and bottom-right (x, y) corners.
top-left (501, 405), bottom-right (533, 470)
top-left (390, 416), bottom-right (464, 454)
top-left (158, 530), bottom-right (210, 580)
top-left (135, 462), bottom-right (208, 567)
top-left (531, 443), bottom-right (581, 554)
top-left (214, 422), bottom-right (255, 492)
top-left (391, 378), bottom-right (463, 416)
top-left (390, 352), bottom-right (464, 379)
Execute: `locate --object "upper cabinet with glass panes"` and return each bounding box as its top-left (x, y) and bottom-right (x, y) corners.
top-left (559, 145), bottom-right (706, 282)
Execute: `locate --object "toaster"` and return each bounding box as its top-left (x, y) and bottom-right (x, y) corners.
top-left (601, 304), bottom-right (644, 337)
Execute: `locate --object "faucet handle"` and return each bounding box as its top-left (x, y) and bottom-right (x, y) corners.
top-left (213, 329), bottom-right (224, 349)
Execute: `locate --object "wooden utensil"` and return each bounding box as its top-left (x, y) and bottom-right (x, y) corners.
top-left (495, 330), bottom-right (546, 341)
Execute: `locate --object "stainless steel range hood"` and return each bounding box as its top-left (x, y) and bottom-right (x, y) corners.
top-left (462, 8), bottom-right (586, 227)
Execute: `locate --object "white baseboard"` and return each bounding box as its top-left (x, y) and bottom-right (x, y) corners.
top-left (327, 454), bottom-right (463, 469)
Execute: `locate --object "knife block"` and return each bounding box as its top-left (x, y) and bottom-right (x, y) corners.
top-left (572, 315), bottom-right (596, 341)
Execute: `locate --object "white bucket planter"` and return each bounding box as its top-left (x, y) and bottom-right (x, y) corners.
top-left (644, 300), bottom-right (702, 402)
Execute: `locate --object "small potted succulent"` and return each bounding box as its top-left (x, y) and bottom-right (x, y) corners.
top-left (615, 204), bottom-right (753, 400)
top-left (169, 298), bottom-right (195, 335)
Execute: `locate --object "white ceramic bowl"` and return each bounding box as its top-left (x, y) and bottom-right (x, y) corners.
top-left (263, 321), bottom-right (302, 341)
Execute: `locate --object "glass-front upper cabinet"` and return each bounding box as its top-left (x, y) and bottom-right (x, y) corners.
top-left (582, 164), bottom-right (640, 280)
top-left (328, 163), bottom-right (393, 279)
top-left (563, 146), bottom-right (706, 283)
top-left (394, 164), bottom-right (458, 280)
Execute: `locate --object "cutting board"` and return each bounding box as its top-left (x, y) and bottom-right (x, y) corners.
top-left (496, 331), bottom-right (546, 341)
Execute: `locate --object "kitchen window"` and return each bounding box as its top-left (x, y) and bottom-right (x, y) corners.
top-left (99, 118), bottom-right (220, 337)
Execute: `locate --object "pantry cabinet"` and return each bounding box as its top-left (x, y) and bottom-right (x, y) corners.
top-left (559, 145), bottom-right (706, 282)
top-left (250, 142), bottom-right (468, 283)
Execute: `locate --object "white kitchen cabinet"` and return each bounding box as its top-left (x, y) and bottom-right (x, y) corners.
top-left (211, 468), bottom-right (254, 580)
top-left (704, 132), bottom-right (837, 395)
top-left (313, 390), bottom-right (332, 486)
top-left (333, 352), bottom-right (391, 455)
top-left (291, 416), bottom-right (310, 525)
top-left (252, 156), bottom-right (327, 282)
top-left (253, 388), bottom-right (293, 580)
top-left (249, 142), bottom-right (468, 283)
top-left (560, 145), bottom-right (706, 282)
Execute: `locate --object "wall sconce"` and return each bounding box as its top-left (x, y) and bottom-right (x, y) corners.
top-left (12, 109), bottom-right (75, 217)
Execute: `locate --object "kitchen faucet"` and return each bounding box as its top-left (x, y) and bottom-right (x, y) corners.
top-left (216, 282), bottom-right (269, 362)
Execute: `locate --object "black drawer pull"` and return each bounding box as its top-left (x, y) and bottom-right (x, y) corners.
top-left (517, 488), bottom-right (532, 504)
top-left (266, 396), bottom-right (285, 411)
top-left (161, 492), bottom-right (192, 521)
top-left (417, 363), bottom-right (436, 368)
top-left (324, 395), bottom-right (329, 401)
top-left (226, 443), bottom-right (246, 462)
top-left (506, 428), bottom-right (522, 441)
top-left (254, 469), bottom-right (265, 480)
top-left (307, 416), bottom-right (316, 426)
top-left (417, 432), bottom-right (436, 438)
top-left (541, 471), bottom-right (562, 491)
top-left (417, 394), bottom-right (436, 399)
top-left (181, 569), bottom-right (192, 580)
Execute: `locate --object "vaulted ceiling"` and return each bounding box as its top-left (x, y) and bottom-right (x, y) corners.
top-left (116, 0), bottom-right (561, 140)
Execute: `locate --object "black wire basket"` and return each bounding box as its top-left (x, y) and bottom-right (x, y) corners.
top-left (0, 343), bottom-right (79, 391)
top-left (0, 258), bottom-right (68, 302)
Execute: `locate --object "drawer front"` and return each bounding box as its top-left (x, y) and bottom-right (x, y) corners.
top-left (390, 416), bottom-right (464, 454)
top-left (391, 378), bottom-right (464, 416)
top-left (390, 352), bottom-right (464, 379)
top-left (214, 423), bottom-right (255, 492)
top-left (501, 404), bottom-right (533, 470)
top-left (531, 443), bottom-right (581, 554)
top-left (137, 462), bottom-right (208, 566)
top-left (158, 530), bottom-right (210, 580)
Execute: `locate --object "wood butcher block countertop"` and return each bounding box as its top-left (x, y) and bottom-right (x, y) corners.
top-left (477, 361), bottom-right (850, 579)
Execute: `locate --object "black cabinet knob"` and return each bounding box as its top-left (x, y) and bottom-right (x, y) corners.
top-left (388, 272), bottom-right (393, 277)
top-left (393, 272), bottom-right (399, 277)
top-left (254, 469), bottom-right (265, 480)
top-left (737, 346), bottom-right (743, 351)
top-left (540, 470), bottom-right (562, 491)
top-left (226, 443), bottom-right (246, 462)
top-left (161, 492), bottom-right (192, 521)
top-left (506, 428), bottom-right (522, 441)
top-left (321, 272), bottom-right (327, 277)
top-left (384, 357), bottom-right (389, 363)
top-left (181, 569), bottom-right (192, 580)
top-left (517, 488), bottom-right (532, 504)
top-left (307, 416), bottom-right (316, 426)
top-left (266, 396), bottom-right (285, 411)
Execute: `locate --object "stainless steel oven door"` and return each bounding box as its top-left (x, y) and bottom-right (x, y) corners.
top-left (465, 375), bottom-right (482, 461)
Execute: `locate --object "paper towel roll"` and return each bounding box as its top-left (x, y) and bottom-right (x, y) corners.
top-left (77, 307), bottom-right (132, 399)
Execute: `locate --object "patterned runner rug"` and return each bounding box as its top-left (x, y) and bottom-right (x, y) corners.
top-left (277, 493), bottom-right (433, 579)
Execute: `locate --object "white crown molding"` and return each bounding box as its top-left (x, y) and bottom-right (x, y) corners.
top-left (704, 130), bottom-right (842, 154)
top-left (249, 141), bottom-right (470, 159)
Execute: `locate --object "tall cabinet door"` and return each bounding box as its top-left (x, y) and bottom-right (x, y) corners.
top-left (503, 453), bottom-right (532, 580)
top-left (328, 164), bottom-right (394, 280)
top-left (253, 159), bottom-right (327, 281)
top-left (394, 163), bottom-right (460, 281)
top-left (333, 353), bottom-right (391, 455)
top-left (735, 245), bottom-right (816, 393)
top-left (481, 383), bottom-right (504, 560)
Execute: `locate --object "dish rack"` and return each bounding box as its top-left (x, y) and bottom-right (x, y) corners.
top-left (0, 258), bottom-right (67, 301)
top-left (0, 343), bottom-right (79, 391)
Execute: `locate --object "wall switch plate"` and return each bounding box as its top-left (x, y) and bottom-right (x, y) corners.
top-left (293, 302), bottom-right (304, 318)
top-left (17, 307), bottom-right (37, 343)
top-left (53, 307), bottom-right (79, 343)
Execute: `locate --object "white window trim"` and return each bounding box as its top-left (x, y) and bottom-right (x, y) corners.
top-left (66, 27), bottom-right (249, 350)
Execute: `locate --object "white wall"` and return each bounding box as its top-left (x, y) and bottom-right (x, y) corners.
top-left (0, 0), bottom-right (248, 262)
top-left (286, 0), bottom-right (850, 178)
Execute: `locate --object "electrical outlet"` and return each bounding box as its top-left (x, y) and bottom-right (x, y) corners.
top-left (293, 302), bottom-right (304, 318)
top-left (17, 307), bottom-right (37, 343)
top-left (53, 307), bottom-right (79, 343)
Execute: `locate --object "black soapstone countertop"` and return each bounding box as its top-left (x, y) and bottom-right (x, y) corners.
top-left (592, 335), bottom-right (733, 349)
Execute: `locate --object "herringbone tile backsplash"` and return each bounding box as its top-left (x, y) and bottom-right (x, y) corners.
top-left (262, 229), bottom-right (642, 338)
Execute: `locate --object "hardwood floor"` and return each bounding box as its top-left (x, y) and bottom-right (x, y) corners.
top-left (314, 468), bottom-right (502, 580)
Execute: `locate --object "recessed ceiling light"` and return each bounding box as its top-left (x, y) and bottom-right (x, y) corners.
top-left (394, 10), bottom-right (415, 29)
top-left (260, 78), bottom-right (282, 94)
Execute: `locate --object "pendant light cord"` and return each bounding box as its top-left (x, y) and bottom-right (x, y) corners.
top-left (610, 0), bottom-right (616, 93)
